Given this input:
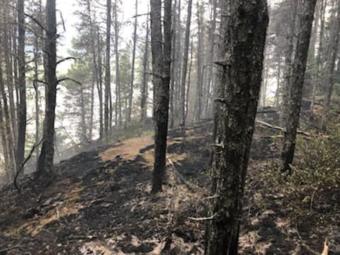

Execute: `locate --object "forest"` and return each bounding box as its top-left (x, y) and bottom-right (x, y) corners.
top-left (0, 0), bottom-right (339, 254)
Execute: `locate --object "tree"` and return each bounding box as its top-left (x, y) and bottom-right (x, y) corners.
top-left (127, 0), bottom-right (138, 123)
top-left (36, 0), bottom-right (58, 176)
top-left (114, 0), bottom-right (122, 127)
top-left (104, 0), bottom-right (112, 137)
top-left (17, 0), bottom-right (27, 173)
top-left (180, 0), bottom-right (193, 129)
top-left (205, 0), bottom-right (268, 254)
top-left (150, 0), bottom-right (172, 193)
top-left (281, 0), bottom-right (318, 172)
top-left (140, 15), bottom-right (150, 123)
top-left (321, 1), bottom-right (340, 129)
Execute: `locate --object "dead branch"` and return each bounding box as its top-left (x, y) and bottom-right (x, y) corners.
top-left (57, 77), bottom-right (82, 85)
top-left (14, 139), bottom-right (44, 192)
top-left (255, 120), bottom-right (312, 136)
top-left (188, 213), bottom-right (217, 221)
top-left (24, 12), bottom-right (47, 32)
top-left (56, 57), bottom-right (78, 65)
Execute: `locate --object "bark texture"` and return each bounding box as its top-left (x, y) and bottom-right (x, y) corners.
top-left (151, 0), bottom-right (171, 193)
top-left (205, 0), bottom-right (268, 254)
top-left (281, 0), bottom-right (317, 172)
top-left (37, 0), bottom-right (58, 175)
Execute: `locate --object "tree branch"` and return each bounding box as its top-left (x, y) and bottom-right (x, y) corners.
top-left (14, 139), bottom-right (44, 192)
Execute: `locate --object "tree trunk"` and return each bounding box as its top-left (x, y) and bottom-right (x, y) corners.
top-left (86, 0), bottom-right (98, 141)
top-left (312, 0), bottom-right (326, 107)
top-left (151, 0), bottom-right (172, 193)
top-left (194, 3), bottom-right (204, 123)
top-left (205, 0), bottom-right (268, 254)
top-left (281, 0), bottom-right (318, 173)
top-left (180, 0), bottom-right (193, 128)
top-left (281, 0), bottom-right (298, 126)
top-left (127, 0), bottom-right (138, 123)
top-left (114, 0), bottom-right (122, 127)
top-left (17, 0), bottom-right (27, 173)
top-left (321, 1), bottom-right (340, 129)
top-left (104, 0), bottom-right (112, 138)
top-left (37, 0), bottom-right (58, 176)
top-left (97, 30), bottom-right (104, 139)
top-left (141, 15), bottom-right (150, 123)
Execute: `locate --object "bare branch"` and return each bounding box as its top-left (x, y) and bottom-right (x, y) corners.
top-left (57, 77), bottom-right (82, 85)
top-left (56, 57), bottom-right (78, 65)
top-left (14, 139), bottom-right (44, 192)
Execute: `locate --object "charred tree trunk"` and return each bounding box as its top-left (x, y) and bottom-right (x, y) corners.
top-left (17, 0), bottom-right (27, 173)
top-left (37, 0), bottom-right (58, 176)
top-left (205, 0), bottom-right (268, 254)
top-left (151, 0), bottom-right (171, 193)
top-left (281, 0), bottom-right (317, 173)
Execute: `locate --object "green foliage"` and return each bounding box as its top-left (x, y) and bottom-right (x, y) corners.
top-left (291, 129), bottom-right (340, 188)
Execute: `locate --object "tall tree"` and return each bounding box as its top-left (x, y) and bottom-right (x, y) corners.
top-left (114, 0), bottom-right (122, 127)
top-left (17, 0), bottom-right (27, 172)
top-left (104, 0), bottom-right (112, 137)
top-left (180, 0), bottom-right (193, 128)
top-left (194, 2), bottom-right (204, 123)
top-left (281, 0), bottom-right (318, 172)
top-left (205, 0), bottom-right (268, 254)
top-left (141, 15), bottom-right (150, 123)
top-left (127, 0), bottom-right (138, 123)
top-left (321, 1), bottom-right (340, 128)
top-left (37, 0), bottom-right (58, 176)
top-left (281, 0), bottom-right (298, 126)
top-left (150, 0), bottom-right (172, 193)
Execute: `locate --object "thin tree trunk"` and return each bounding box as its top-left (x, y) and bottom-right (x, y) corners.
top-left (169, 0), bottom-right (177, 129)
top-left (205, 1), bottom-right (268, 253)
top-left (33, 34), bottom-right (40, 164)
top-left (195, 3), bottom-right (204, 123)
top-left (37, 0), bottom-right (58, 176)
top-left (312, 0), bottom-right (326, 107)
top-left (281, 0), bottom-right (298, 126)
top-left (127, 0), bottom-right (138, 123)
top-left (151, 0), bottom-right (172, 193)
top-left (180, 0), bottom-right (193, 129)
top-left (97, 30), bottom-right (104, 139)
top-left (114, 0), bottom-right (122, 127)
top-left (104, 0), bottom-right (112, 138)
top-left (321, 1), bottom-right (340, 129)
top-left (281, 0), bottom-right (318, 173)
top-left (86, 0), bottom-right (98, 140)
top-left (3, 5), bottom-right (17, 141)
top-left (141, 15), bottom-right (150, 123)
top-left (17, 0), bottom-right (27, 173)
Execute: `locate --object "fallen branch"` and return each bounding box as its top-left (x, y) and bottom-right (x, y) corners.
top-left (256, 120), bottom-right (312, 136)
top-left (14, 139), bottom-right (44, 192)
top-left (188, 213), bottom-right (217, 221)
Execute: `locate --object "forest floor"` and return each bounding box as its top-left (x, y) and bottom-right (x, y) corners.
top-left (0, 121), bottom-right (339, 254)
